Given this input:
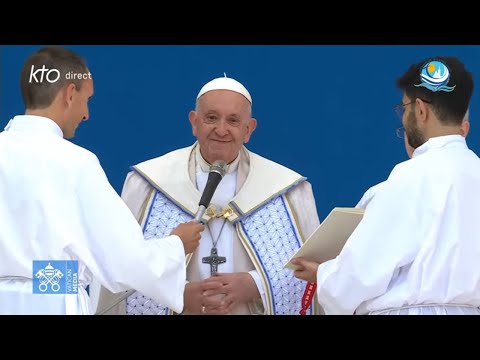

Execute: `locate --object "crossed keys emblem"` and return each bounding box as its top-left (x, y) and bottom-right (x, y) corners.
top-left (35, 263), bottom-right (64, 292)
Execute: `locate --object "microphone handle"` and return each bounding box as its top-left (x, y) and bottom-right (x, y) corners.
top-left (194, 205), bottom-right (207, 224)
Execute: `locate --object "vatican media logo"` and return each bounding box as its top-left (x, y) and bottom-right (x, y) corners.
top-left (29, 65), bottom-right (92, 83)
top-left (33, 260), bottom-right (78, 294)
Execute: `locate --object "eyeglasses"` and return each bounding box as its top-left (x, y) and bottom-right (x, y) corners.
top-left (394, 98), bottom-right (431, 120)
top-left (396, 127), bottom-right (405, 139)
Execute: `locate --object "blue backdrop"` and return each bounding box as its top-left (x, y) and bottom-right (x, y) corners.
top-left (2, 45), bottom-right (479, 220)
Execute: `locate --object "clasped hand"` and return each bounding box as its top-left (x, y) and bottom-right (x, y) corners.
top-left (184, 272), bottom-right (260, 315)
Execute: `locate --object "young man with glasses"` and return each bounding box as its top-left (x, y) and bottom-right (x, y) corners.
top-left (292, 56), bottom-right (480, 315)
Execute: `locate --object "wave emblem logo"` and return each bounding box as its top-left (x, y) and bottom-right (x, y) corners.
top-left (415, 60), bottom-right (456, 92)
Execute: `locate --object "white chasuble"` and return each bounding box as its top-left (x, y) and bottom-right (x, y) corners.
top-left (98, 143), bottom-right (321, 315)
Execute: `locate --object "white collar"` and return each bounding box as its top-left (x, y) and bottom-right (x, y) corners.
top-left (195, 145), bottom-right (240, 174)
top-left (412, 135), bottom-right (467, 158)
top-left (5, 115), bottom-right (64, 138)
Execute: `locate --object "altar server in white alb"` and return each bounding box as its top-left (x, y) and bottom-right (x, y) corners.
top-left (96, 74), bottom-right (322, 315)
top-left (293, 56), bottom-right (480, 315)
top-left (0, 46), bottom-right (204, 315)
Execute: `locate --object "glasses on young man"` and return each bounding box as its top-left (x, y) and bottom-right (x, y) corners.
top-left (394, 98), bottom-right (431, 139)
top-left (393, 98), bottom-right (431, 120)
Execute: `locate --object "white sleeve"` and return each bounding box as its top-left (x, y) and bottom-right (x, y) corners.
top-left (315, 179), bottom-right (421, 315)
top-left (69, 156), bottom-right (187, 314)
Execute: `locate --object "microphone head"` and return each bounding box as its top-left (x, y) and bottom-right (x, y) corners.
top-left (197, 160), bottom-right (227, 209)
top-left (210, 160), bottom-right (227, 178)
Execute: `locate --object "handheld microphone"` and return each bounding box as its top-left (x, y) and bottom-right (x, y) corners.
top-left (194, 160), bottom-right (227, 223)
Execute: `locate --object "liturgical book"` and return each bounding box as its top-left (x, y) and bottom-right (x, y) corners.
top-left (284, 207), bottom-right (364, 270)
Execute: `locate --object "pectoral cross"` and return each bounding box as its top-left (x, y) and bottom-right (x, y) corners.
top-left (202, 247), bottom-right (226, 276)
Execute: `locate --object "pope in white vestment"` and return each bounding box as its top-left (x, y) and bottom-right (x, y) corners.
top-left (96, 75), bottom-right (322, 315)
